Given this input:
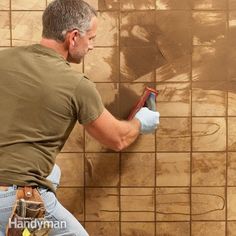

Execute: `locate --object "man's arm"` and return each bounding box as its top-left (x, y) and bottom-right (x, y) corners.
top-left (84, 107), bottom-right (159, 151)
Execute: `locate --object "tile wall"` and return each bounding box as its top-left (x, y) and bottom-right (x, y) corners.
top-left (1, 0), bottom-right (236, 235)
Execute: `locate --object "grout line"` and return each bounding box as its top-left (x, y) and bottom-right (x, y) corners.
top-left (79, 219), bottom-right (229, 223)
top-left (9, 0), bottom-right (12, 47)
top-left (190, 2), bottom-right (194, 234)
top-left (83, 151), bottom-right (86, 224)
top-left (154, 2), bottom-right (157, 233)
top-left (61, 150), bottom-right (236, 154)
top-left (225, 0), bottom-right (229, 235)
top-left (60, 185), bottom-right (235, 188)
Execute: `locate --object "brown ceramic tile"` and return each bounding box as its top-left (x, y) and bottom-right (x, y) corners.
top-left (191, 187), bottom-right (225, 220)
top-left (230, 1), bottom-right (236, 9)
top-left (121, 11), bottom-right (156, 47)
top-left (119, 83), bottom-right (155, 149)
top-left (0, 0), bottom-right (9, 10)
top-left (57, 187), bottom-right (84, 220)
top-left (12, 0), bottom-right (46, 10)
top-left (121, 153), bottom-right (155, 187)
top-left (156, 222), bottom-right (190, 236)
top-left (192, 0), bottom-right (227, 10)
top-left (156, 83), bottom-right (191, 117)
top-left (120, 47), bottom-right (156, 82)
top-left (120, 11), bottom-right (157, 82)
top-left (117, 83), bottom-right (157, 150)
top-left (124, 133), bottom-right (155, 152)
top-left (228, 221), bottom-right (236, 236)
top-left (228, 89), bottom-right (236, 116)
top-left (155, 11), bottom-right (191, 82)
top-left (156, 187), bottom-right (190, 221)
top-left (56, 153), bottom-right (84, 187)
top-left (85, 133), bottom-right (112, 152)
top-left (156, 118), bottom-right (191, 151)
top-left (84, 47), bottom-right (119, 82)
top-left (228, 49), bottom-right (236, 81)
top-left (192, 153), bottom-right (226, 186)
top-left (121, 188), bottom-right (155, 221)
top-left (192, 117), bottom-right (226, 151)
top-left (156, 11), bottom-right (191, 58)
top-left (121, 222), bottom-right (155, 236)
top-left (156, 0), bottom-right (190, 9)
top-left (85, 83), bottom-right (119, 152)
top-left (0, 47), bottom-right (10, 50)
top-left (61, 123), bottom-right (84, 152)
top-left (192, 82), bottom-right (227, 116)
top-left (85, 188), bottom-right (119, 221)
top-left (46, 0), bottom-right (54, 5)
top-left (156, 55), bottom-right (191, 82)
top-left (96, 12), bottom-right (119, 47)
top-left (85, 153), bottom-right (119, 186)
top-left (229, 12), bottom-right (236, 47)
top-left (121, 0), bottom-right (155, 10)
top-left (119, 82), bottom-right (156, 119)
top-left (156, 153), bottom-right (190, 186)
top-left (12, 11), bottom-right (43, 46)
top-left (0, 12), bottom-right (10, 46)
top-left (99, 0), bottom-right (120, 10)
top-left (228, 153), bottom-right (236, 186)
top-left (96, 83), bottom-right (119, 117)
top-left (228, 187), bottom-right (236, 220)
top-left (85, 0), bottom-right (120, 10)
top-left (229, 118), bottom-right (236, 151)
top-left (192, 45), bottom-right (228, 82)
top-left (228, 83), bottom-right (236, 115)
top-left (84, 0), bottom-right (98, 10)
top-left (85, 222), bottom-right (120, 236)
top-left (191, 222), bottom-right (225, 236)
top-left (192, 11), bottom-right (227, 45)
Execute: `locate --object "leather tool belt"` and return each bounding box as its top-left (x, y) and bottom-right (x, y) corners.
top-left (5, 186), bottom-right (51, 236)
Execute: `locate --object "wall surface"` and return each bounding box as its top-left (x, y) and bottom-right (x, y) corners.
top-left (1, 0), bottom-right (236, 235)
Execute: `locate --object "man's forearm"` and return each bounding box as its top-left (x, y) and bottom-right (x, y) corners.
top-left (84, 108), bottom-right (159, 152)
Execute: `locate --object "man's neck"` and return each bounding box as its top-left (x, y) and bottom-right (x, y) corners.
top-left (40, 38), bottom-right (68, 60)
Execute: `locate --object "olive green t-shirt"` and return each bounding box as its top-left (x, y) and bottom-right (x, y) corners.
top-left (0, 44), bottom-right (104, 192)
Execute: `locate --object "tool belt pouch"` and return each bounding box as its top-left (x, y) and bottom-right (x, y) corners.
top-left (6, 187), bottom-right (51, 236)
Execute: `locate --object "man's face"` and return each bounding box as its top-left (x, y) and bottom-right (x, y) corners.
top-left (67, 16), bottom-right (97, 64)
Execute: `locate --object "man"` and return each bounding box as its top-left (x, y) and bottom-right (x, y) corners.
top-left (0, 0), bottom-right (159, 235)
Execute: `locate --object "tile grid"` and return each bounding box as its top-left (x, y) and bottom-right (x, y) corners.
top-left (2, 0), bottom-right (236, 235)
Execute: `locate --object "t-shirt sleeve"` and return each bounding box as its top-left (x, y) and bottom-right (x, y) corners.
top-left (74, 77), bottom-right (104, 124)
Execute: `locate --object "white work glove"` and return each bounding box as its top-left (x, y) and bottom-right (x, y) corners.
top-left (134, 107), bottom-right (160, 134)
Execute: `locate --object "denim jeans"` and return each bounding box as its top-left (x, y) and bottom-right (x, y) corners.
top-left (0, 165), bottom-right (88, 236)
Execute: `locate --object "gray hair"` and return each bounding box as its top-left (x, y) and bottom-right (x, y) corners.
top-left (42, 0), bottom-right (97, 42)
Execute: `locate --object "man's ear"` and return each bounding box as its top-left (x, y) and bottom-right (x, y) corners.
top-left (64, 29), bottom-right (79, 49)
top-left (70, 30), bottom-right (79, 47)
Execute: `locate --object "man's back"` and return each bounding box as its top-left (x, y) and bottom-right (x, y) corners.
top-left (0, 44), bottom-right (87, 191)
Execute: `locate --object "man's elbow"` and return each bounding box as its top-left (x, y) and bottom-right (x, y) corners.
top-left (110, 139), bottom-right (127, 152)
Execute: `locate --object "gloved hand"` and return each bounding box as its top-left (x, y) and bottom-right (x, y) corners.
top-left (134, 107), bottom-right (160, 134)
